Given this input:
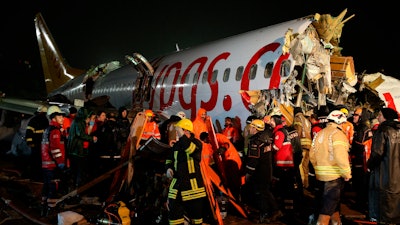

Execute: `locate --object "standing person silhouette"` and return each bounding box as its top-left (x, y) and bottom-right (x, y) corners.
top-left (310, 110), bottom-right (351, 225)
top-left (367, 107), bottom-right (400, 224)
top-left (165, 119), bottom-right (206, 225)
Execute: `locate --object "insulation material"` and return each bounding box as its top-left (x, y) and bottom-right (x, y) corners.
top-left (289, 25), bottom-right (320, 66)
top-left (312, 9), bottom-right (355, 56)
top-left (330, 56), bottom-right (356, 86)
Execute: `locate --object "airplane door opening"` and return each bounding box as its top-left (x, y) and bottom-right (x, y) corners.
top-left (125, 53), bottom-right (154, 107)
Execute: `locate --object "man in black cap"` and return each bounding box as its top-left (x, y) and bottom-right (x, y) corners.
top-left (367, 107), bottom-right (400, 224)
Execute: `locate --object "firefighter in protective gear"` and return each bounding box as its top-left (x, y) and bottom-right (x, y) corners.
top-left (25, 105), bottom-right (49, 181)
top-left (310, 110), bottom-right (351, 225)
top-left (242, 115), bottom-right (257, 156)
top-left (293, 107), bottom-right (312, 189)
top-left (165, 118), bottom-right (206, 225)
top-left (40, 105), bottom-right (66, 215)
top-left (250, 119), bottom-right (265, 131)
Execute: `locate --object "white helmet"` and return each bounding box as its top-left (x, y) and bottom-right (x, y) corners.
top-left (47, 105), bottom-right (63, 118)
top-left (327, 110), bottom-right (347, 124)
top-left (176, 111), bottom-right (186, 119)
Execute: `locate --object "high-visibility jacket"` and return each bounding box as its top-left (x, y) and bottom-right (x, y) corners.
top-left (310, 122), bottom-right (352, 182)
top-left (192, 108), bottom-right (207, 140)
top-left (222, 125), bottom-right (240, 144)
top-left (141, 121), bottom-right (161, 140)
top-left (341, 120), bottom-right (354, 144)
top-left (201, 141), bottom-right (215, 166)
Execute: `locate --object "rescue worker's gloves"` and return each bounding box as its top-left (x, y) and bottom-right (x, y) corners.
top-left (57, 163), bottom-right (65, 169)
top-left (166, 168), bottom-right (174, 179)
top-left (217, 147), bottom-right (227, 155)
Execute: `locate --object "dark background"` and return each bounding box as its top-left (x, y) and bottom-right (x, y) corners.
top-left (0, 0), bottom-right (396, 99)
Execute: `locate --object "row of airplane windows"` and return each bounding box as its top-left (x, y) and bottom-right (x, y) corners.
top-left (67, 59), bottom-right (292, 101)
top-left (150, 59), bottom-right (292, 88)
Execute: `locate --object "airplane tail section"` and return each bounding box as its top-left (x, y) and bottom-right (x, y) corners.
top-left (34, 13), bottom-right (85, 94)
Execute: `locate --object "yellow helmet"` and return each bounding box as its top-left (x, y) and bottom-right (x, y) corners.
top-left (250, 119), bottom-right (265, 131)
top-left (175, 118), bottom-right (194, 132)
top-left (144, 109), bottom-right (154, 117)
top-left (340, 108), bottom-right (349, 116)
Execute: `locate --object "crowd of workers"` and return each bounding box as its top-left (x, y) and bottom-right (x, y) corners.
top-left (3, 102), bottom-right (400, 225)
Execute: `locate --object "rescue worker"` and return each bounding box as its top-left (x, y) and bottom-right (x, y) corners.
top-left (339, 107), bottom-right (354, 145)
top-left (221, 117), bottom-right (241, 150)
top-left (293, 107), bottom-right (312, 189)
top-left (192, 108), bottom-right (208, 140)
top-left (25, 105), bottom-right (49, 181)
top-left (40, 106), bottom-right (66, 216)
top-left (140, 109), bottom-right (161, 144)
top-left (269, 112), bottom-right (295, 212)
top-left (159, 114), bottom-right (182, 146)
top-left (176, 111), bottom-right (186, 119)
top-left (350, 107), bottom-right (372, 213)
top-left (216, 133), bottom-right (243, 200)
top-left (199, 132), bottom-right (215, 168)
top-left (244, 119), bottom-right (282, 223)
top-left (242, 115), bottom-right (257, 158)
top-left (310, 110), bottom-right (351, 225)
top-left (165, 118), bottom-right (207, 225)
top-left (62, 106), bottom-right (77, 138)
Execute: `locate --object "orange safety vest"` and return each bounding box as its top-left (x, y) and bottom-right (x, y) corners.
top-left (141, 121), bottom-right (161, 140)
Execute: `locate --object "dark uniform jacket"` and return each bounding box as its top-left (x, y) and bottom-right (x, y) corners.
top-left (245, 127), bottom-right (273, 182)
top-left (367, 120), bottom-right (400, 224)
top-left (165, 134), bottom-right (206, 201)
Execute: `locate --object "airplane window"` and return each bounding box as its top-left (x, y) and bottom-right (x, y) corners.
top-left (185, 73), bottom-right (191, 84)
top-left (280, 60), bottom-right (291, 77)
top-left (236, 66), bottom-right (244, 81)
top-left (249, 64), bottom-right (257, 80)
top-left (223, 68), bottom-right (230, 82)
top-left (202, 71), bottom-right (208, 84)
top-left (264, 62), bottom-right (273, 78)
top-left (211, 70), bottom-right (218, 84)
top-left (193, 72), bottom-right (199, 84)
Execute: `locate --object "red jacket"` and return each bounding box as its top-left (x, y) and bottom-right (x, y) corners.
top-left (272, 124), bottom-right (294, 167)
top-left (41, 121), bottom-right (66, 169)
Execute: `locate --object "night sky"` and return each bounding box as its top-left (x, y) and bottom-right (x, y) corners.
top-left (0, 0), bottom-right (396, 98)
